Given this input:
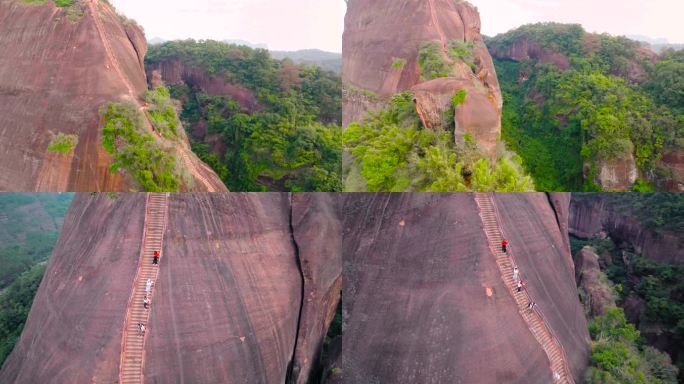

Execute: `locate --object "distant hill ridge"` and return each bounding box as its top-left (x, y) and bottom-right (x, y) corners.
top-left (147, 38), bottom-right (341, 73)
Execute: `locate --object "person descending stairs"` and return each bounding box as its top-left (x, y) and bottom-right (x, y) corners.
top-left (474, 193), bottom-right (575, 384)
top-left (119, 193), bottom-right (169, 384)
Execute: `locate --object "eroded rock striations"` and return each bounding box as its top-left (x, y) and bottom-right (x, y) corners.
top-left (0, 193), bottom-right (341, 383)
top-left (342, 193), bottom-right (590, 383)
top-left (343, 0), bottom-right (502, 158)
top-left (0, 0), bottom-right (225, 191)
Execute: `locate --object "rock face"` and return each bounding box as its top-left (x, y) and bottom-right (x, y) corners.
top-left (569, 195), bottom-right (684, 263)
top-left (575, 246), bottom-right (615, 317)
top-left (660, 149), bottom-right (684, 192)
top-left (0, 193), bottom-right (341, 383)
top-left (0, 0), bottom-right (225, 192)
top-left (343, 0), bottom-right (502, 158)
top-left (342, 193), bottom-right (590, 383)
top-left (489, 38), bottom-right (571, 70)
top-left (592, 155), bottom-right (638, 191)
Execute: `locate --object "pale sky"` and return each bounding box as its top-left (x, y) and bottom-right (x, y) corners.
top-left (110, 0), bottom-right (683, 52)
top-left (110, 0), bottom-right (345, 52)
top-left (472, 0), bottom-right (684, 44)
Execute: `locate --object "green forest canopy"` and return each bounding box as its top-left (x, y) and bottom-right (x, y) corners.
top-left (572, 193), bottom-right (684, 233)
top-left (0, 193), bottom-right (73, 365)
top-left (145, 40), bottom-right (342, 192)
top-left (488, 23), bottom-right (684, 191)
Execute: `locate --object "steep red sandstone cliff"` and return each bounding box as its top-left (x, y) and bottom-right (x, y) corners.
top-left (342, 0), bottom-right (502, 158)
top-left (574, 246), bottom-right (616, 318)
top-left (0, 193), bottom-right (341, 383)
top-left (0, 0), bottom-right (225, 192)
top-left (569, 196), bottom-right (684, 263)
top-left (342, 193), bottom-right (590, 383)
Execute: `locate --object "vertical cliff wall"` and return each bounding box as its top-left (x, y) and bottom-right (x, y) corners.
top-left (342, 193), bottom-right (589, 383)
top-left (0, 193), bottom-right (341, 383)
top-left (569, 194), bottom-right (684, 263)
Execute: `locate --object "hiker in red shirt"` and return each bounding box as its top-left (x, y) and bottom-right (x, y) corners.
top-left (153, 250), bottom-right (160, 265)
top-left (501, 239), bottom-right (509, 253)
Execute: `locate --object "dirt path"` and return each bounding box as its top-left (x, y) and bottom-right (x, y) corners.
top-left (474, 193), bottom-right (575, 384)
top-left (119, 193), bottom-right (168, 384)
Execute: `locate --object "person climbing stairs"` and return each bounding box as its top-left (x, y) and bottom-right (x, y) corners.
top-left (474, 193), bottom-right (575, 384)
top-left (119, 193), bottom-right (169, 384)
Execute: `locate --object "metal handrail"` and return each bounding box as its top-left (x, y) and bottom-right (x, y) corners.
top-left (481, 193), bottom-right (575, 384)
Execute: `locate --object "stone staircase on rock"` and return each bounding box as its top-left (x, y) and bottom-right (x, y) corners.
top-left (119, 193), bottom-right (169, 384)
top-left (474, 193), bottom-right (575, 384)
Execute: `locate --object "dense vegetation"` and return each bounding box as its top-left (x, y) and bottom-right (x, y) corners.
top-left (0, 194), bottom-right (72, 290)
top-left (0, 193), bottom-right (72, 365)
top-left (586, 307), bottom-right (678, 383)
top-left (143, 86), bottom-right (181, 140)
top-left (0, 264), bottom-right (46, 365)
top-left (100, 100), bottom-right (182, 192)
top-left (343, 92), bottom-right (534, 191)
top-left (572, 193), bottom-right (684, 233)
top-left (645, 49), bottom-right (684, 115)
top-left (571, 194), bottom-right (684, 381)
top-left (489, 23), bottom-right (684, 191)
top-left (145, 40), bottom-right (342, 191)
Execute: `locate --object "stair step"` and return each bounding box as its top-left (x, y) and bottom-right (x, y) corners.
top-left (476, 197), bottom-right (573, 384)
top-left (120, 197), bottom-right (167, 382)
